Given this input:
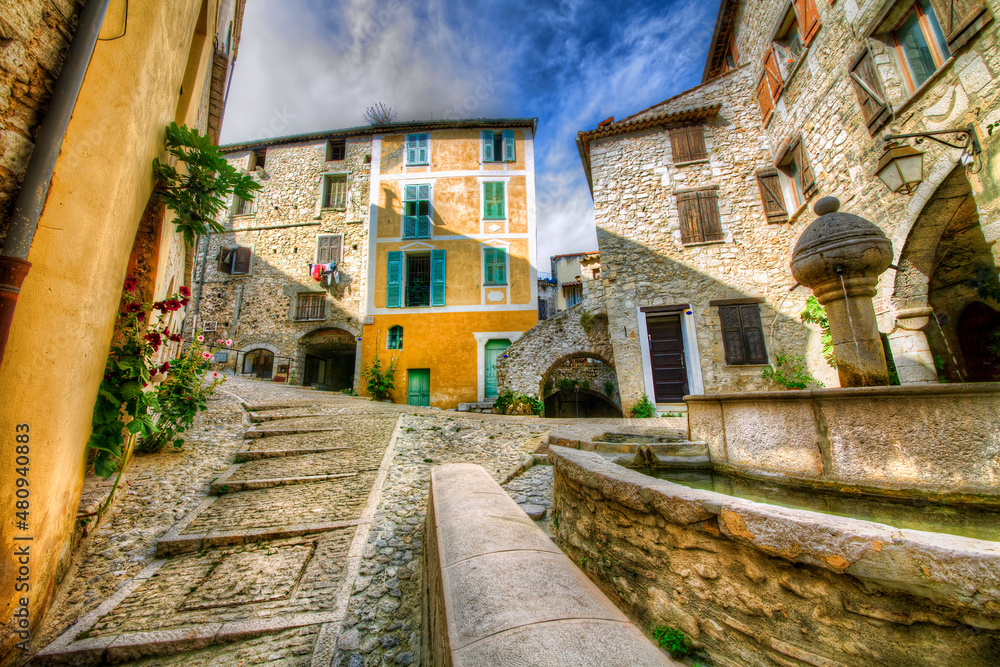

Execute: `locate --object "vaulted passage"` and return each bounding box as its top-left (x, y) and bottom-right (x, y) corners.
top-left (298, 327), bottom-right (357, 389)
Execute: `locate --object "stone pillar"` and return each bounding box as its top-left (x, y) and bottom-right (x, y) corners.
top-left (887, 307), bottom-right (938, 384)
top-left (791, 197), bottom-right (893, 387)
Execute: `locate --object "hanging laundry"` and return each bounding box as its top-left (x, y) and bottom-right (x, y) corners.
top-left (311, 263), bottom-right (323, 281)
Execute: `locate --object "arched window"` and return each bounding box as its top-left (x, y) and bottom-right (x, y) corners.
top-left (243, 349), bottom-right (274, 379)
top-left (387, 325), bottom-right (403, 350)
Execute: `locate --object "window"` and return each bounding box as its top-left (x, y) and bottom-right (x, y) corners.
top-left (850, 51), bottom-right (890, 134)
top-left (231, 194), bottom-right (251, 216)
top-left (295, 293), bottom-right (325, 321)
top-left (387, 325), bottom-right (403, 349)
top-left (406, 133), bottom-right (429, 165)
top-left (774, 9), bottom-right (804, 78)
top-left (387, 249), bottom-right (446, 308)
top-left (676, 188), bottom-right (724, 245)
top-left (482, 130), bottom-right (515, 162)
top-left (777, 137), bottom-right (816, 209)
top-left (538, 301), bottom-right (548, 320)
top-left (669, 125), bottom-right (708, 163)
top-left (927, 0), bottom-right (994, 53)
top-left (565, 284), bottom-right (583, 307)
top-left (892, 1), bottom-right (950, 92)
top-left (718, 304), bottom-right (767, 365)
top-left (483, 181), bottom-right (505, 220)
top-left (322, 174), bottom-right (347, 209)
top-left (483, 247), bottom-right (507, 285)
top-left (756, 0), bottom-right (821, 122)
top-left (403, 184), bottom-right (431, 238)
top-left (756, 168), bottom-right (789, 223)
top-left (316, 234), bottom-right (341, 264)
top-left (218, 245), bottom-right (251, 275)
top-left (326, 139), bottom-right (346, 161)
top-left (251, 148), bottom-right (266, 170)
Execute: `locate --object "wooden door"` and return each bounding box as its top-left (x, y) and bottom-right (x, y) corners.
top-left (646, 314), bottom-right (688, 402)
top-left (484, 339), bottom-right (511, 398)
top-left (408, 369), bottom-right (431, 406)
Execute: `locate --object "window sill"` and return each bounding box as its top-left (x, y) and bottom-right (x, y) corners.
top-left (682, 239), bottom-right (726, 248)
top-left (672, 158), bottom-right (710, 168)
top-left (484, 283), bottom-right (508, 287)
top-left (321, 207), bottom-right (347, 212)
top-left (402, 235), bottom-right (432, 240)
top-left (406, 162), bottom-right (429, 167)
top-left (230, 213), bottom-right (254, 219)
top-left (482, 218), bottom-right (507, 223)
top-left (293, 317), bottom-right (326, 322)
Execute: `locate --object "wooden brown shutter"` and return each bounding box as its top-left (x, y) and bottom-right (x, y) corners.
top-left (850, 51), bottom-right (889, 134)
top-left (792, 139), bottom-right (816, 197)
top-left (929, 0), bottom-right (993, 52)
top-left (762, 47), bottom-right (783, 100)
top-left (756, 76), bottom-right (774, 122)
top-left (756, 168), bottom-right (788, 223)
top-left (669, 126), bottom-right (707, 163)
top-left (697, 190), bottom-right (723, 242)
top-left (739, 304), bottom-right (768, 364)
top-left (719, 305), bottom-right (747, 364)
top-left (317, 235), bottom-right (341, 264)
top-left (233, 246), bottom-right (252, 274)
top-left (676, 192), bottom-right (701, 244)
top-left (794, 0), bottom-right (821, 45)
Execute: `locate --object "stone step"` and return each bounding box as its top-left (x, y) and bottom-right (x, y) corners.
top-left (210, 472), bottom-right (358, 495)
top-left (244, 425), bottom-right (344, 439)
top-left (247, 411), bottom-right (325, 423)
top-left (234, 446), bottom-right (350, 462)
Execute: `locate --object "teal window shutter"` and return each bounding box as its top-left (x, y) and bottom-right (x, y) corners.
top-left (482, 131), bottom-right (494, 162)
top-left (416, 134), bottom-right (428, 164)
top-left (503, 130), bottom-right (515, 161)
top-left (483, 247), bottom-right (495, 284)
top-left (387, 251), bottom-right (402, 308)
top-left (484, 182), bottom-right (504, 219)
top-left (418, 184), bottom-right (431, 237)
top-left (431, 249), bottom-right (446, 306)
top-left (406, 135), bottom-right (416, 165)
top-left (495, 247), bottom-right (507, 284)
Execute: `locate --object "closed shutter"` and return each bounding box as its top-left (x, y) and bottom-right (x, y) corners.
top-left (406, 136), bottom-right (417, 165)
top-left (416, 134), bottom-right (428, 164)
top-left (850, 51), bottom-right (889, 134)
top-left (503, 130), bottom-right (515, 161)
top-left (719, 305), bottom-right (747, 364)
top-left (484, 248), bottom-right (496, 283)
top-left (928, 0), bottom-right (992, 51)
top-left (317, 235), bottom-right (341, 264)
top-left (698, 190), bottom-right (723, 242)
top-left (677, 190), bottom-right (722, 244)
top-left (794, 0), bottom-right (821, 45)
top-left (417, 184), bottom-right (431, 237)
top-left (756, 169), bottom-right (788, 223)
top-left (233, 246), bottom-right (252, 274)
top-left (387, 251), bottom-right (402, 308)
top-left (677, 191), bottom-right (701, 244)
top-left (792, 139), bottom-right (816, 197)
top-left (669, 126), bottom-right (707, 163)
top-left (494, 247), bottom-right (506, 284)
top-left (484, 182), bottom-right (504, 219)
top-left (431, 249), bottom-right (446, 306)
top-left (740, 305), bottom-right (768, 364)
top-left (482, 131), bottom-right (494, 162)
top-left (762, 47), bottom-right (783, 101)
top-left (756, 76), bottom-right (774, 123)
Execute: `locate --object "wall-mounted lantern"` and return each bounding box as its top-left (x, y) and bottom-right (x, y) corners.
top-left (876, 123), bottom-right (982, 195)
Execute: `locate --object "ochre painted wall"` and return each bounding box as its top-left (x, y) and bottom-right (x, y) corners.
top-left (0, 2), bottom-right (222, 662)
top-left (377, 130), bottom-right (527, 175)
top-left (362, 310), bottom-right (538, 407)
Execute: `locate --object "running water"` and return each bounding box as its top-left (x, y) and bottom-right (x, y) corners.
top-left (838, 272), bottom-right (863, 366)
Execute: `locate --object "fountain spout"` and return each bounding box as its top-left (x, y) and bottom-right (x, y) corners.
top-left (790, 197), bottom-right (893, 387)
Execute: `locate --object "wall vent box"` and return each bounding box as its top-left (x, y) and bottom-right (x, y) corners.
top-left (202, 321), bottom-right (218, 332)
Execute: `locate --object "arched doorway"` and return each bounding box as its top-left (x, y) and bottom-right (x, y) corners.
top-left (957, 302), bottom-right (1000, 381)
top-left (539, 352), bottom-right (622, 418)
top-left (298, 327), bottom-right (357, 389)
top-left (243, 349), bottom-right (274, 379)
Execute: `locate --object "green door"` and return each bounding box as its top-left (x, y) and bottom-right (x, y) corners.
top-left (408, 369), bottom-right (430, 407)
top-left (484, 339), bottom-right (511, 398)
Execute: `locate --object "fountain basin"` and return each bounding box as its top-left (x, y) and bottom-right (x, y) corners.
top-left (686, 383), bottom-right (1000, 505)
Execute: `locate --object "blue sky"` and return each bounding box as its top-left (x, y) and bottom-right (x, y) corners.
top-left (221, 0), bottom-right (720, 269)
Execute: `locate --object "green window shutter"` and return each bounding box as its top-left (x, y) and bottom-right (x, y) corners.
top-left (403, 215), bottom-right (417, 238)
top-left (503, 130), bottom-right (515, 161)
top-left (406, 135), bottom-right (416, 165)
top-left (484, 182), bottom-right (505, 219)
top-left (387, 251), bottom-right (402, 308)
top-left (495, 247), bottom-right (507, 284)
top-left (418, 214), bottom-right (431, 238)
top-left (482, 131), bottom-right (494, 162)
top-left (403, 185), bottom-right (418, 238)
top-left (414, 134), bottom-right (428, 164)
top-left (483, 247), bottom-right (495, 283)
top-left (431, 249), bottom-right (446, 306)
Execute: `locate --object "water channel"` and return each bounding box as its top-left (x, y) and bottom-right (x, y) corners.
top-left (638, 468), bottom-right (1000, 542)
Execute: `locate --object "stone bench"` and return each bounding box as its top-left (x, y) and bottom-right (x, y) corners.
top-left (422, 463), bottom-right (676, 667)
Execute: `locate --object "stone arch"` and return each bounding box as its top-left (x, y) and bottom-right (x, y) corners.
top-left (297, 326), bottom-right (359, 389)
top-left (538, 351), bottom-right (616, 399)
top-left (239, 342), bottom-right (279, 355)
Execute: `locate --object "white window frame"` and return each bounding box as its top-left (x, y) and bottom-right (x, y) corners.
top-left (405, 133), bottom-right (430, 166)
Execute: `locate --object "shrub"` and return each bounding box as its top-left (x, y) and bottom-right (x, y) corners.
top-left (762, 353), bottom-right (824, 389)
top-left (603, 380), bottom-right (615, 397)
top-left (492, 390), bottom-right (515, 414)
top-left (579, 309), bottom-right (594, 333)
top-left (630, 394), bottom-right (656, 418)
top-left (493, 391), bottom-right (543, 416)
top-left (652, 627), bottom-right (692, 658)
top-left (799, 296), bottom-right (835, 368)
top-left (362, 333), bottom-right (398, 401)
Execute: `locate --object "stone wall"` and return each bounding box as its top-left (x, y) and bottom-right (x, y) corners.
top-left (537, 278), bottom-right (556, 319)
top-left (496, 303), bottom-right (614, 398)
top-left (551, 446), bottom-right (1000, 667)
top-left (0, 0), bottom-right (82, 244)
top-left (544, 361), bottom-right (620, 408)
top-left (193, 135), bottom-right (372, 385)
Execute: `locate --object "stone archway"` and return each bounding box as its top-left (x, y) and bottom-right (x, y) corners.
top-left (885, 165), bottom-right (997, 383)
top-left (539, 352), bottom-right (622, 418)
top-left (297, 326), bottom-right (358, 389)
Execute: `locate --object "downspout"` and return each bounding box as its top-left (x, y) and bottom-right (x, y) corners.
top-left (0, 0), bottom-right (113, 362)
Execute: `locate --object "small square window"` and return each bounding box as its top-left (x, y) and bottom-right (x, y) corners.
top-left (218, 245), bottom-right (252, 275)
top-left (252, 148), bottom-right (266, 170)
top-left (326, 139), bottom-right (346, 161)
top-left (316, 234), bottom-right (342, 264)
top-left (232, 195), bottom-right (251, 216)
top-left (323, 174), bottom-right (347, 209)
top-left (406, 133), bottom-right (429, 165)
top-left (295, 293), bottom-right (325, 321)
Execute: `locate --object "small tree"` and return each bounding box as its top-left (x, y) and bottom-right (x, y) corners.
top-left (364, 102), bottom-right (398, 125)
top-left (361, 332), bottom-right (399, 401)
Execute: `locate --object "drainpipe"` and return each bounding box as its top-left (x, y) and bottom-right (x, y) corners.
top-left (0, 0), bottom-right (113, 363)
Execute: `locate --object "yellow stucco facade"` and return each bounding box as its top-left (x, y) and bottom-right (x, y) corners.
top-left (0, 1), bottom-right (241, 662)
top-left (363, 125), bottom-right (538, 407)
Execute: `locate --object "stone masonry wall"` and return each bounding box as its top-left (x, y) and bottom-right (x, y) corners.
top-left (544, 362), bottom-right (620, 408)
top-left (552, 447), bottom-right (1000, 667)
top-left (0, 0), bottom-right (82, 244)
top-left (194, 135), bottom-right (372, 384)
top-left (496, 303), bottom-right (614, 398)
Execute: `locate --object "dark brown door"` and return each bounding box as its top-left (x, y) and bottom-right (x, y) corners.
top-left (646, 314), bottom-right (688, 402)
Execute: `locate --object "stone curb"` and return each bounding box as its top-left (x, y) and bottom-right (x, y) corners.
top-left (155, 520), bottom-right (361, 557)
top-left (244, 425), bottom-right (345, 439)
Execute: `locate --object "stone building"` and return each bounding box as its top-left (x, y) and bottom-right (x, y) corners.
top-left (196, 119), bottom-right (540, 407)
top-left (570, 0), bottom-right (1000, 411)
top-left (537, 276), bottom-right (557, 319)
top-left (550, 251), bottom-right (600, 311)
top-left (0, 1), bottom-right (245, 662)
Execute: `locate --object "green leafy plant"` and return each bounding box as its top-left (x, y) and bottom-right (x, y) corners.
top-left (361, 332), bottom-right (399, 401)
top-left (341, 387), bottom-right (358, 396)
top-left (492, 390), bottom-right (542, 415)
top-left (652, 627), bottom-right (692, 659)
top-left (762, 353), bottom-right (824, 389)
top-left (603, 380), bottom-right (615, 397)
top-left (542, 379), bottom-right (553, 396)
top-left (152, 122), bottom-right (261, 245)
top-left (579, 309), bottom-right (594, 333)
top-left (88, 277), bottom-right (192, 478)
top-left (800, 296), bottom-right (835, 367)
top-left (138, 332), bottom-right (226, 454)
top-left (630, 394), bottom-right (656, 418)
top-left (493, 390), bottom-right (515, 414)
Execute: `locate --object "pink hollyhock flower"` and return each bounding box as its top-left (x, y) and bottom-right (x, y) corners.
top-left (213, 372), bottom-right (219, 378)
top-left (124, 276), bottom-right (138, 292)
top-left (197, 335), bottom-right (204, 342)
top-left (225, 339), bottom-right (233, 346)
top-left (202, 351), bottom-right (213, 360)
top-left (179, 286), bottom-right (191, 297)
top-left (163, 299), bottom-right (182, 311)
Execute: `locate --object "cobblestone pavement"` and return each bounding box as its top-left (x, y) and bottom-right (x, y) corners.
top-left (34, 378), bottom-right (681, 666)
